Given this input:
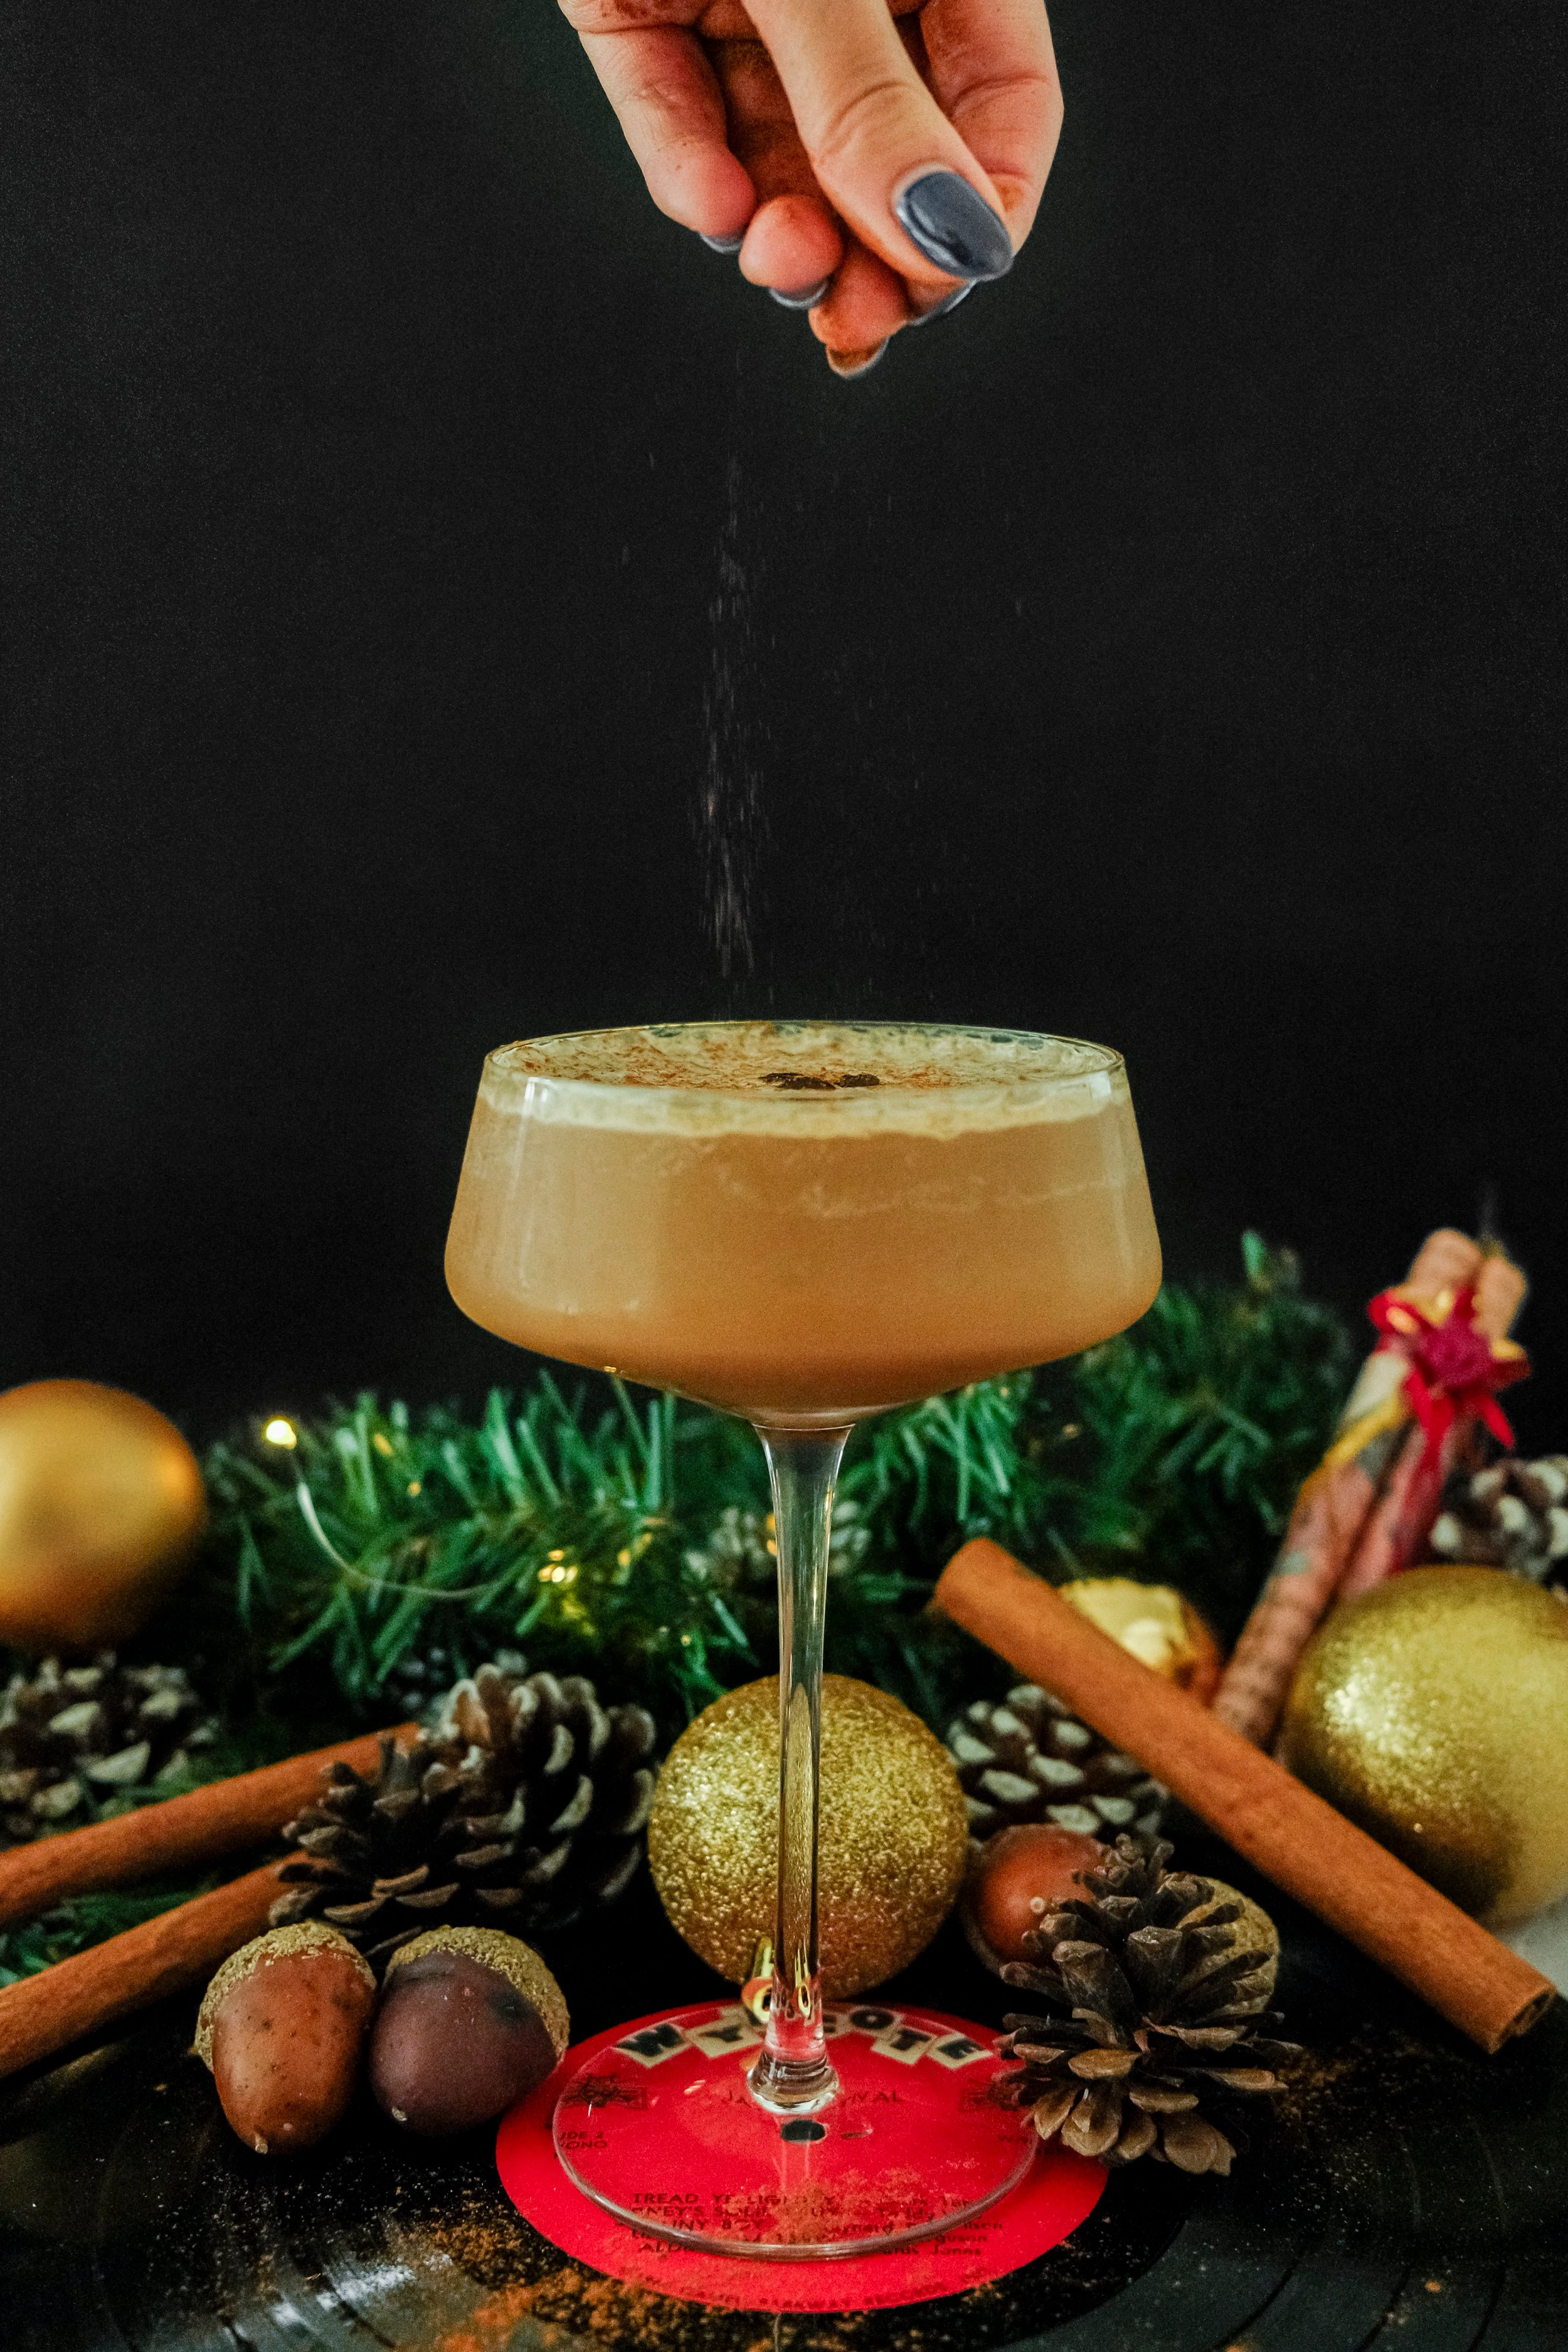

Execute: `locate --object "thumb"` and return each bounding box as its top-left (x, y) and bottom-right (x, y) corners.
top-left (744, 0), bottom-right (1014, 286)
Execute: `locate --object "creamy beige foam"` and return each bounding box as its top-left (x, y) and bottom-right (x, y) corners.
top-left (480, 1022), bottom-right (1121, 1137)
top-left (448, 1021), bottom-right (1161, 1422)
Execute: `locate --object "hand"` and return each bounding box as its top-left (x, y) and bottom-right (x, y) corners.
top-left (560, 0), bottom-right (1062, 375)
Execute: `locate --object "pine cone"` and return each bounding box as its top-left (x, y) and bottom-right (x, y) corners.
top-left (384, 1642), bottom-right (467, 1720)
top-left (999, 1836), bottom-right (1296, 2176)
top-left (946, 1686), bottom-right (1165, 1841)
top-left (271, 1661), bottom-right (659, 1968)
top-left (1430, 1457), bottom-right (1568, 1588)
top-left (0, 1654), bottom-right (215, 1848)
top-left (683, 1502), bottom-right (871, 1594)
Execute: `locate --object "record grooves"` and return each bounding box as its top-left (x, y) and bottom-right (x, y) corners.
top-left (3, 1845), bottom-right (1565, 2351)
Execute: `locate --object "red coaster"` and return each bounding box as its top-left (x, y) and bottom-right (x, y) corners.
top-left (496, 2004), bottom-right (1106, 2313)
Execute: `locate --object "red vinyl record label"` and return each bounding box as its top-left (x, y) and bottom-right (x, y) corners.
top-left (496, 2003), bottom-right (1106, 2313)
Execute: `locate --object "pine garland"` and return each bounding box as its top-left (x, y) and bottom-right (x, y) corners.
top-left (168, 1234), bottom-right (1349, 1740)
top-left (0, 1237), bottom-right (1352, 1969)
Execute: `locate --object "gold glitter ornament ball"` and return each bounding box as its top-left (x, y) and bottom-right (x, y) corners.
top-left (1281, 1565), bottom-right (1568, 1923)
top-left (649, 1674), bottom-right (968, 1996)
top-left (0, 1380), bottom-right (207, 1651)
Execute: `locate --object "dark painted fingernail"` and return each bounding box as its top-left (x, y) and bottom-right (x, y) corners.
top-left (701, 231), bottom-right (745, 254)
top-left (770, 277), bottom-right (831, 311)
top-left (826, 341), bottom-right (888, 381)
top-left (894, 172), bottom-right (1012, 280)
top-left (909, 282), bottom-right (975, 326)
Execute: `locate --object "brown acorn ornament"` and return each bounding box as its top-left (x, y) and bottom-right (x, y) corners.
top-left (196, 1924), bottom-right (376, 2154)
top-left (369, 1926), bottom-right (569, 2135)
top-left (961, 1821), bottom-right (1109, 1974)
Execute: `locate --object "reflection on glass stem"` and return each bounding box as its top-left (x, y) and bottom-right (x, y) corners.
top-left (747, 1425), bottom-right (850, 2117)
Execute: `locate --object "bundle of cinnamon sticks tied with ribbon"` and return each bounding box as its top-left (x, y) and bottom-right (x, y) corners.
top-left (1213, 1227), bottom-right (1529, 1747)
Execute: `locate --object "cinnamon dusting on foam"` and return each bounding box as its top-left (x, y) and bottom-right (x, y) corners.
top-left (477, 1024), bottom-right (1123, 1136)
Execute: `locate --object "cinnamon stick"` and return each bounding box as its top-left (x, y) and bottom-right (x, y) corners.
top-left (0, 1863), bottom-right (285, 2079)
top-left (0, 1724), bottom-right (416, 1931)
top-left (935, 1539), bottom-right (1555, 2053)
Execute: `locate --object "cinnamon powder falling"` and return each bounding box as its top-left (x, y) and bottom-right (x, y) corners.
top-left (696, 457), bottom-right (767, 988)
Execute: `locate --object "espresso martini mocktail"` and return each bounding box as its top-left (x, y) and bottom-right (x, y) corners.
top-left (447, 1022), bottom-right (1159, 1425)
top-left (447, 1021), bottom-right (1161, 2258)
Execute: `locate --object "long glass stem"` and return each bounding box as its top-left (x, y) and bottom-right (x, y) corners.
top-left (748, 1423), bottom-right (852, 2116)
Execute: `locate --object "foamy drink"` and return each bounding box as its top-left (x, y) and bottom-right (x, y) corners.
top-left (447, 1021), bottom-right (1160, 1425)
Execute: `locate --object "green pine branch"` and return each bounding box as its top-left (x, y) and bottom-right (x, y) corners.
top-left (0, 1237), bottom-right (1355, 1970)
top-left (162, 1233), bottom-right (1351, 1742)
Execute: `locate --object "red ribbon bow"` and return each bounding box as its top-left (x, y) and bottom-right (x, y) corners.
top-left (1367, 1281), bottom-right (1528, 1462)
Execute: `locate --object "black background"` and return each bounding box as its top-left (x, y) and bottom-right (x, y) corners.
top-left (3, 1), bottom-right (1564, 1444)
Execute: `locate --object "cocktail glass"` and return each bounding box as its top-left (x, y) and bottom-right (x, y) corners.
top-left (447, 1021), bottom-right (1161, 2257)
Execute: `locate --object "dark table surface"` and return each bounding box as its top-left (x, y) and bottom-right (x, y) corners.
top-left (3, 1834), bottom-right (1565, 2352)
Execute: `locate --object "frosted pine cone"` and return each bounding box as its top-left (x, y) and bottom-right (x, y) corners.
top-left (0, 1655), bottom-right (215, 1847)
top-left (272, 1661), bottom-right (658, 1968)
top-left (1429, 1457), bottom-right (1568, 1589)
top-left (947, 1685), bottom-right (1165, 1841)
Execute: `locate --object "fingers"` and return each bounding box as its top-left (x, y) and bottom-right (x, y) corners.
top-left (807, 237), bottom-right (909, 352)
top-left (565, 0), bottom-right (1056, 374)
top-left (712, 36), bottom-right (910, 354)
top-left (575, 24), bottom-right (755, 235)
top-left (919, 0), bottom-right (1062, 250)
top-left (742, 0), bottom-right (1015, 285)
top-left (712, 39), bottom-right (845, 296)
top-left (739, 196), bottom-right (844, 300)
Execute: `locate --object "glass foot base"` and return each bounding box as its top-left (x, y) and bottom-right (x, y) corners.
top-left (551, 1999), bottom-right (1034, 2260)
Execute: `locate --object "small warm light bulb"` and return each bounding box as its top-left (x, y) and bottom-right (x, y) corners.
top-left (264, 1417), bottom-right (298, 1449)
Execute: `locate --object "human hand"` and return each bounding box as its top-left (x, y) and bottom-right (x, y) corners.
top-left (560, 0), bottom-right (1062, 376)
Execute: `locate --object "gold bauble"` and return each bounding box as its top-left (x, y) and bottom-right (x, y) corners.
top-left (649, 1674), bottom-right (968, 1996)
top-left (0, 1380), bottom-right (207, 1651)
top-left (1280, 1565), bottom-right (1568, 1923)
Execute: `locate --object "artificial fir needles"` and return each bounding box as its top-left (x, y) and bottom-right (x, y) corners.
top-left (1, 1238), bottom-right (1351, 1983)
top-left (193, 1233), bottom-right (1349, 1730)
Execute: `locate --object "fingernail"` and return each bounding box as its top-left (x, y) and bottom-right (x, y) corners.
top-left (893, 172), bottom-right (1012, 281)
top-left (770, 277), bottom-right (831, 311)
top-left (909, 282), bottom-right (975, 326)
top-left (701, 231), bottom-right (745, 255)
top-left (826, 342), bottom-right (888, 381)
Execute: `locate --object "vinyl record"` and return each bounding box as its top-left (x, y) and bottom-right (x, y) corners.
top-left (3, 1841), bottom-right (1565, 2352)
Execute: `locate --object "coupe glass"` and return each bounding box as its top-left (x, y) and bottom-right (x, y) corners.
top-left (447, 1021), bottom-right (1161, 2257)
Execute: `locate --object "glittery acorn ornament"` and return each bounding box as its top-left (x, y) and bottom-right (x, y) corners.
top-left (649, 1673), bottom-right (968, 1996)
top-left (0, 1382), bottom-right (206, 1651)
top-left (369, 1926), bottom-right (569, 2135)
top-left (1281, 1566), bottom-right (1568, 1922)
top-left (196, 1923), bottom-right (376, 2154)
